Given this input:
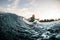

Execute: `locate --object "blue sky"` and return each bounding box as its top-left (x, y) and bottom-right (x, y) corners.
top-left (0, 0), bottom-right (9, 7)
top-left (0, 0), bottom-right (60, 19)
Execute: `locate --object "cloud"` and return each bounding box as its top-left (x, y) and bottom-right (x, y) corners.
top-left (4, 0), bottom-right (34, 18)
top-left (6, 7), bottom-right (33, 16)
top-left (13, 0), bottom-right (20, 8)
top-left (7, 0), bottom-right (20, 8)
top-left (0, 7), bottom-right (6, 12)
top-left (0, 0), bottom-right (60, 19)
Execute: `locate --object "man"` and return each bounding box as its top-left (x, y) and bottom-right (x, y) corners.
top-left (29, 14), bottom-right (35, 22)
top-left (24, 14), bottom-right (36, 25)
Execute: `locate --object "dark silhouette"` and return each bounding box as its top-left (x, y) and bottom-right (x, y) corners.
top-left (39, 18), bottom-right (60, 22)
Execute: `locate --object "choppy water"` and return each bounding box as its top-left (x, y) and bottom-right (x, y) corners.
top-left (0, 13), bottom-right (60, 40)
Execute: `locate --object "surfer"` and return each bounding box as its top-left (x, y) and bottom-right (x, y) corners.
top-left (23, 14), bottom-right (36, 25)
top-left (29, 14), bottom-right (37, 25)
top-left (29, 14), bottom-right (35, 22)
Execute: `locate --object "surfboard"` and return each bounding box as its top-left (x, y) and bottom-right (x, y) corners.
top-left (23, 18), bottom-right (37, 25)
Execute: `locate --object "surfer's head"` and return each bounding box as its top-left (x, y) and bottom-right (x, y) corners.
top-left (32, 14), bottom-right (35, 18)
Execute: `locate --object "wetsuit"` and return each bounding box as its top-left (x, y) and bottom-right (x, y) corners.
top-left (29, 17), bottom-right (35, 22)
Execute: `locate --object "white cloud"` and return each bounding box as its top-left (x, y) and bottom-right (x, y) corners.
top-left (0, 7), bottom-right (6, 12)
top-left (0, 0), bottom-right (60, 19)
top-left (7, 0), bottom-right (20, 8)
top-left (13, 0), bottom-right (20, 8)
